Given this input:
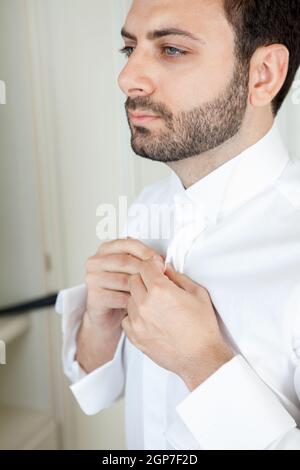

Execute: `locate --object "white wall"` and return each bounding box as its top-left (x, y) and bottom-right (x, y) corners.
top-left (0, 0), bottom-right (66, 449)
top-left (38, 0), bottom-right (129, 449)
top-left (0, 0), bottom-right (51, 412)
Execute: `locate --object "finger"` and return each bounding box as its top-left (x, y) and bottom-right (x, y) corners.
top-left (87, 253), bottom-right (143, 275)
top-left (86, 271), bottom-right (130, 292)
top-left (121, 314), bottom-right (133, 337)
top-left (164, 263), bottom-right (182, 287)
top-left (98, 238), bottom-right (160, 261)
top-left (139, 256), bottom-right (167, 291)
top-left (129, 273), bottom-right (147, 304)
top-left (87, 287), bottom-right (130, 310)
top-left (165, 264), bottom-right (205, 296)
top-left (126, 294), bottom-right (139, 321)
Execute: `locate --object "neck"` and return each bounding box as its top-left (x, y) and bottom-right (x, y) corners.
top-left (167, 111), bottom-right (274, 189)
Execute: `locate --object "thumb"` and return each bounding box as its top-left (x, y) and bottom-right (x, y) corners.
top-left (165, 263), bottom-right (202, 295)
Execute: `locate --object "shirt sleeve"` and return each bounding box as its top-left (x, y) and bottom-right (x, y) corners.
top-left (165, 289), bottom-right (300, 450)
top-left (55, 284), bottom-right (126, 415)
top-left (165, 355), bottom-right (299, 450)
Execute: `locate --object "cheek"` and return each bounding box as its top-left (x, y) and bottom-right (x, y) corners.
top-left (157, 54), bottom-right (235, 112)
top-left (156, 70), bottom-right (205, 113)
top-left (198, 34), bottom-right (237, 100)
top-left (204, 50), bottom-right (235, 93)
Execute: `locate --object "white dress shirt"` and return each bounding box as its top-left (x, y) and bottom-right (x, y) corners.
top-left (55, 123), bottom-right (300, 450)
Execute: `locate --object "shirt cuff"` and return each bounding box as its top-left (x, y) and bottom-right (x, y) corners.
top-left (55, 284), bottom-right (88, 383)
top-left (166, 355), bottom-right (296, 450)
top-left (70, 330), bottom-right (126, 415)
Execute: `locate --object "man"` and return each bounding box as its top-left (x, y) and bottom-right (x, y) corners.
top-left (55, 0), bottom-right (300, 450)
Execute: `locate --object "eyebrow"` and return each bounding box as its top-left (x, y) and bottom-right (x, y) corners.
top-left (121, 27), bottom-right (205, 44)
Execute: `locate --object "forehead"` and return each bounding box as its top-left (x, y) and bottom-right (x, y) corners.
top-left (126, 0), bottom-right (226, 34)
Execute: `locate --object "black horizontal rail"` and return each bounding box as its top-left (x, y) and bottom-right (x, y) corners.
top-left (0, 293), bottom-right (58, 317)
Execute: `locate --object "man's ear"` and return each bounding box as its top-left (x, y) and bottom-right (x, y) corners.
top-left (248, 44), bottom-right (290, 109)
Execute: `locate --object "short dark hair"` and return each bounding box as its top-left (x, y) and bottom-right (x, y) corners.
top-left (224, 0), bottom-right (300, 115)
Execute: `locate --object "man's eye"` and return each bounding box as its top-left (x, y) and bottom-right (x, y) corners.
top-left (119, 46), bottom-right (135, 58)
top-left (164, 46), bottom-right (187, 57)
top-left (119, 46), bottom-right (187, 58)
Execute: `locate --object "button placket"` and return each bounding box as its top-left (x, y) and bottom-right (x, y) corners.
top-left (165, 195), bottom-right (208, 273)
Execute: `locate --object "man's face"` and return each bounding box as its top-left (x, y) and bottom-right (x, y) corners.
top-left (118, 0), bottom-right (250, 163)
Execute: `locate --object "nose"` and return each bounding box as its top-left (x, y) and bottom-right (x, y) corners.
top-left (118, 50), bottom-right (156, 98)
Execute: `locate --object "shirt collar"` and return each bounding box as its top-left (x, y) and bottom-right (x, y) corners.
top-left (169, 123), bottom-right (290, 224)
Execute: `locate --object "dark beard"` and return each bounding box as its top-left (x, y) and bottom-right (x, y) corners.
top-left (125, 60), bottom-right (249, 163)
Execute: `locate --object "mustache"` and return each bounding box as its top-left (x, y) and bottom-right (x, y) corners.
top-left (125, 98), bottom-right (172, 120)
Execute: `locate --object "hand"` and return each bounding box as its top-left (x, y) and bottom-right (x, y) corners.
top-left (122, 257), bottom-right (234, 391)
top-left (77, 237), bottom-right (161, 373)
top-left (84, 238), bottom-right (160, 330)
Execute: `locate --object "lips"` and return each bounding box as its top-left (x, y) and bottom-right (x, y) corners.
top-left (129, 112), bottom-right (159, 119)
top-left (128, 111), bottom-right (161, 125)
